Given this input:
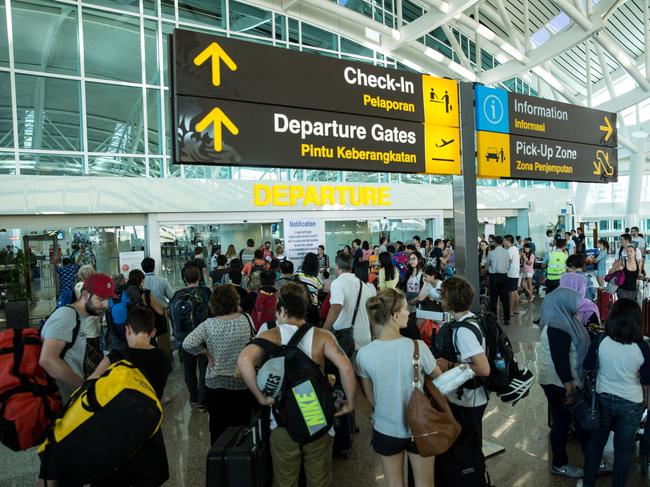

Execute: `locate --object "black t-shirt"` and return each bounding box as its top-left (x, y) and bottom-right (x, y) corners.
top-left (108, 347), bottom-right (172, 399)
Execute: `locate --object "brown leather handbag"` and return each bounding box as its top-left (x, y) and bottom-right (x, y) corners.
top-left (406, 340), bottom-right (461, 457)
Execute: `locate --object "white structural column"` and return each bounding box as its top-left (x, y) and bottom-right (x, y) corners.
top-left (626, 134), bottom-right (648, 227)
top-left (146, 214), bottom-right (162, 269)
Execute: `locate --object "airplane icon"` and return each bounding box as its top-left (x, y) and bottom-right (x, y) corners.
top-left (435, 138), bottom-right (454, 148)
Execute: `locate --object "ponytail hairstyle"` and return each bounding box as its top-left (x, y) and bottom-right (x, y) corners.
top-left (365, 288), bottom-right (406, 327)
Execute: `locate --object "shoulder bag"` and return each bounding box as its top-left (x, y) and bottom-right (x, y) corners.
top-left (570, 334), bottom-right (605, 430)
top-left (603, 270), bottom-right (624, 295)
top-left (406, 340), bottom-right (461, 457)
top-left (333, 280), bottom-right (363, 357)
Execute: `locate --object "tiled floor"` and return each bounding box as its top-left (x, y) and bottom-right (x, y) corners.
top-left (1, 298), bottom-right (648, 486)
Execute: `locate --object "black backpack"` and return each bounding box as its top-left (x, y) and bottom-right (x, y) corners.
top-left (434, 312), bottom-right (514, 394)
top-left (253, 325), bottom-right (335, 445)
top-left (170, 287), bottom-right (210, 345)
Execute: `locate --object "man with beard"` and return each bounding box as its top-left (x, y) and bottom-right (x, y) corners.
top-left (40, 273), bottom-right (115, 401)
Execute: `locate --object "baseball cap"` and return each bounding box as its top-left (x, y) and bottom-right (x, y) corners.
top-left (256, 357), bottom-right (285, 400)
top-left (83, 273), bottom-right (117, 299)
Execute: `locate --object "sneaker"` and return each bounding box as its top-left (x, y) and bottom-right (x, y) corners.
top-left (551, 465), bottom-right (584, 479)
top-left (597, 461), bottom-right (612, 475)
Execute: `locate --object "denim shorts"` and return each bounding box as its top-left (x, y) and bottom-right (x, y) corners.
top-left (371, 429), bottom-right (419, 456)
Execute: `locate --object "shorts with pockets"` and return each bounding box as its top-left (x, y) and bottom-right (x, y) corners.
top-left (371, 429), bottom-right (419, 456)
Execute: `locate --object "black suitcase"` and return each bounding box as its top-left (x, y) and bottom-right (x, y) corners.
top-left (206, 417), bottom-right (272, 487)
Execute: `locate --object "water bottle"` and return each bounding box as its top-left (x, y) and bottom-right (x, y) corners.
top-left (495, 352), bottom-right (506, 372)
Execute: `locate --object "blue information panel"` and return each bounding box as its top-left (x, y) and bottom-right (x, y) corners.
top-left (475, 85), bottom-right (509, 134)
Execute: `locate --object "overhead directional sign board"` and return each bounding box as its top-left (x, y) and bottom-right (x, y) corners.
top-left (170, 29), bottom-right (462, 174)
top-left (475, 85), bottom-right (617, 183)
top-left (175, 97), bottom-right (462, 174)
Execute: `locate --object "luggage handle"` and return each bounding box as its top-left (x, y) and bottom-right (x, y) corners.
top-left (80, 380), bottom-right (102, 413)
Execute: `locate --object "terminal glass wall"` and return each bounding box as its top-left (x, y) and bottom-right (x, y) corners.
top-left (0, 225), bottom-right (145, 324)
top-left (0, 0), bottom-right (556, 190)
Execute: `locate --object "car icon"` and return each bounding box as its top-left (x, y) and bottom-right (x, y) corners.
top-left (486, 147), bottom-right (500, 162)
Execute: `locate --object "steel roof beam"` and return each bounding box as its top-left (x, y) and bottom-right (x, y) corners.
top-left (385, 0), bottom-right (481, 50)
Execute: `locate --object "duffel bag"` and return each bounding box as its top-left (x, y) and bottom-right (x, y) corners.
top-left (39, 360), bottom-right (163, 485)
top-left (0, 328), bottom-right (62, 451)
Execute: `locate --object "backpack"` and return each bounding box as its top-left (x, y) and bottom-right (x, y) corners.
top-left (170, 287), bottom-right (210, 346)
top-left (393, 253), bottom-right (409, 279)
top-left (108, 290), bottom-right (132, 334)
top-left (434, 312), bottom-right (518, 396)
top-left (0, 307), bottom-right (81, 451)
top-left (252, 325), bottom-right (335, 445)
top-left (38, 360), bottom-right (163, 485)
top-left (251, 290), bottom-right (278, 332)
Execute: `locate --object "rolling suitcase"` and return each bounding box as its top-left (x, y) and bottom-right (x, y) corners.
top-left (597, 288), bottom-right (615, 323)
top-left (206, 416), bottom-right (271, 487)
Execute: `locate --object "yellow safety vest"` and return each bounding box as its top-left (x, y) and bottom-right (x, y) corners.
top-left (547, 251), bottom-right (567, 280)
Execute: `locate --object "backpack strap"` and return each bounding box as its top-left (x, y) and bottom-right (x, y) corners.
top-left (350, 280), bottom-right (363, 328)
top-left (287, 324), bottom-right (313, 348)
top-left (243, 313), bottom-right (256, 338)
top-left (450, 319), bottom-right (483, 357)
top-left (60, 305), bottom-right (81, 359)
top-left (251, 337), bottom-right (282, 357)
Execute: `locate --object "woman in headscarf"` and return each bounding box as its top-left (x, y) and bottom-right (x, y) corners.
top-left (538, 287), bottom-right (591, 480)
top-left (560, 272), bottom-right (601, 337)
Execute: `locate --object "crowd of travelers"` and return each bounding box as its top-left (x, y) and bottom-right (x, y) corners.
top-left (1, 227), bottom-right (649, 487)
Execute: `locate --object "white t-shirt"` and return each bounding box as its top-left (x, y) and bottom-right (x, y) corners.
top-left (596, 336), bottom-right (645, 404)
top-left (566, 239), bottom-right (576, 255)
top-left (357, 338), bottom-right (434, 438)
top-left (632, 236), bottom-right (647, 252)
top-left (507, 246), bottom-right (520, 278)
top-left (545, 237), bottom-right (555, 255)
top-left (330, 273), bottom-right (375, 350)
top-left (423, 281), bottom-right (442, 301)
top-left (447, 312), bottom-right (488, 408)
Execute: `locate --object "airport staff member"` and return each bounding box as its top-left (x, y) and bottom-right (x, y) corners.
top-left (543, 239), bottom-right (568, 295)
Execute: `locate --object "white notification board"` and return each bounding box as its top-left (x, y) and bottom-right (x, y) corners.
top-left (283, 218), bottom-right (325, 264)
top-left (118, 251), bottom-right (145, 277)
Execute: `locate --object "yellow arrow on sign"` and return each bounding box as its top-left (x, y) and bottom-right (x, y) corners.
top-left (593, 149), bottom-right (614, 177)
top-left (193, 42), bottom-right (237, 87)
top-left (195, 107), bottom-right (239, 152)
top-left (599, 116), bottom-right (613, 142)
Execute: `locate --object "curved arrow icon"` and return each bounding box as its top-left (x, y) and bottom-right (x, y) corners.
top-left (195, 107), bottom-right (239, 152)
top-left (599, 116), bottom-right (613, 142)
top-left (193, 42), bottom-right (237, 87)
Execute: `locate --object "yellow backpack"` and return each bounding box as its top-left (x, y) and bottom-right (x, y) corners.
top-left (39, 360), bottom-right (163, 485)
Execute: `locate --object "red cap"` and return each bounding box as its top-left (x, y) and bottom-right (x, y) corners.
top-left (83, 273), bottom-right (117, 299)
